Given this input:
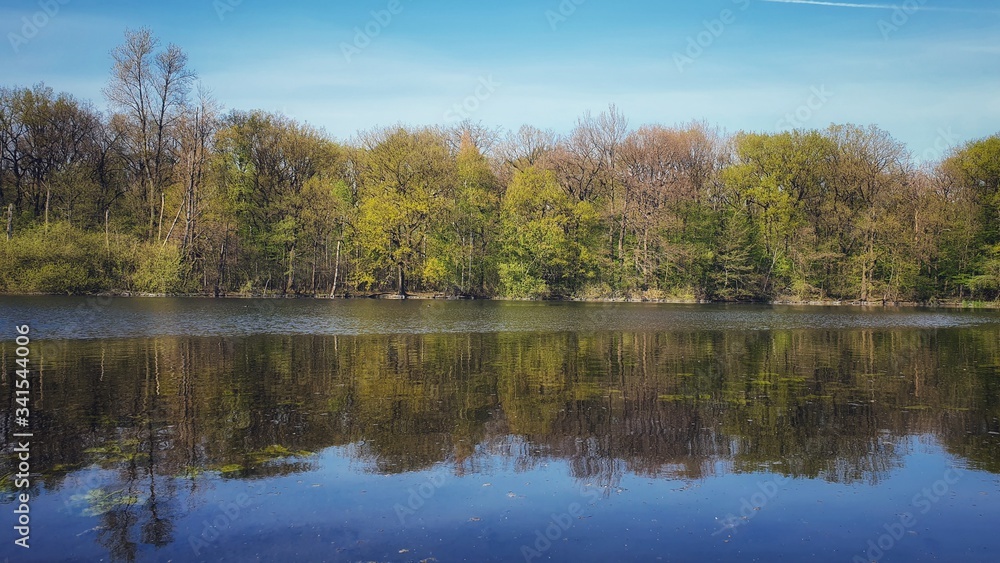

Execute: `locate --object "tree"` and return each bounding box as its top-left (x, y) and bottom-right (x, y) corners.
top-left (619, 123), bottom-right (722, 294)
top-left (941, 135), bottom-right (1000, 298)
top-left (355, 126), bottom-right (456, 295)
top-left (171, 90), bottom-right (220, 262)
top-left (496, 125), bottom-right (557, 181)
top-left (214, 110), bottom-right (341, 293)
top-left (498, 167), bottom-right (599, 298)
top-left (104, 28), bottom-right (195, 241)
top-left (826, 124), bottom-right (912, 301)
top-left (5, 41), bottom-right (1000, 303)
top-left (722, 130), bottom-right (833, 298)
top-left (0, 85), bottom-right (104, 229)
top-left (446, 131), bottom-right (501, 295)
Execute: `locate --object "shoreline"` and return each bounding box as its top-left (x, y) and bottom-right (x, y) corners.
top-left (2, 291), bottom-right (997, 309)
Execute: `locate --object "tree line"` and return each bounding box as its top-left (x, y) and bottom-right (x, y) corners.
top-left (2, 28), bottom-right (998, 302)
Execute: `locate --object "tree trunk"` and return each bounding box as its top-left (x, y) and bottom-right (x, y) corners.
top-left (861, 235), bottom-right (875, 302)
top-left (163, 201), bottom-right (183, 247)
top-left (149, 181), bottom-right (156, 241)
top-left (397, 262), bottom-right (406, 297)
top-left (618, 214), bottom-right (626, 266)
top-left (44, 187), bottom-right (50, 231)
top-left (157, 192), bottom-right (165, 242)
top-left (311, 242), bottom-right (318, 292)
top-left (460, 234), bottom-right (466, 293)
top-left (285, 246), bottom-right (296, 294)
top-left (330, 239), bottom-right (342, 298)
top-left (183, 155), bottom-right (195, 255)
top-left (214, 231), bottom-right (228, 297)
top-left (5, 204), bottom-right (13, 241)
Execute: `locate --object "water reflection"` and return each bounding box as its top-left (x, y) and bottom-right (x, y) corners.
top-left (2, 327), bottom-right (1000, 560)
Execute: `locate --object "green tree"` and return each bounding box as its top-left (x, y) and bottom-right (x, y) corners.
top-left (498, 167), bottom-right (599, 298)
top-left (827, 124), bottom-right (913, 301)
top-left (721, 131), bottom-right (839, 298)
top-left (448, 132), bottom-right (501, 295)
top-left (214, 110), bottom-right (341, 293)
top-left (942, 135), bottom-right (1000, 298)
top-left (355, 126), bottom-right (457, 295)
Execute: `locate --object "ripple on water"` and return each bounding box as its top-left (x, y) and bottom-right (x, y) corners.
top-left (0, 296), bottom-right (996, 340)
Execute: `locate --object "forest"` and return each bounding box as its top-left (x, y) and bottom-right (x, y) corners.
top-left (2, 29), bottom-right (999, 302)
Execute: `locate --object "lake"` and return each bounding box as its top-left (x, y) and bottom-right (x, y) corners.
top-left (1, 297), bottom-right (999, 562)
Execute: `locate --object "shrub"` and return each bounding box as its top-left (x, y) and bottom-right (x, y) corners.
top-left (130, 242), bottom-right (184, 294)
top-left (0, 222), bottom-right (115, 294)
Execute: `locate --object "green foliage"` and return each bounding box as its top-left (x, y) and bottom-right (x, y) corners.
top-left (354, 127), bottom-right (456, 294)
top-left (0, 223), bottom-right (116, 293)
top-left (498, 167), bottom-right (599, 298)
top-left (450, 137), bottom-right (502, 295)
top-left (421, 256), bottom-right (450, 288)
top-left (943, 136), bottom-right (1000, 299)
top-left (71, 488), bottom-right (145, 517)
top-left (130, 242), bottom-right (184, 294)
top-left (0, 223), bottom-right (191, 295)
top-left (214, 110), bottom-right (342, 293)
top-left (497, 261), bottom-right (548, 298)
top-left (720, 131), bottom-right (841, 298)
top-left (703, 208), bottom-right (764, 301)
top-left (2, 67), bottom-right (999, 302)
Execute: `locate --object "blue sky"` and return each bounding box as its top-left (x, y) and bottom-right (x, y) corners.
top-left (2, 0), bottom-right (998, 159)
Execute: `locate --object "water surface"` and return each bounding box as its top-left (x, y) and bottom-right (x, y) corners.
top-left (1, 298), bottom-right (999, 562)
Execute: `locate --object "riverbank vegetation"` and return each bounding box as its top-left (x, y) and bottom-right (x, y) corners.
top-left (2, 29), bottom-right (998, 302)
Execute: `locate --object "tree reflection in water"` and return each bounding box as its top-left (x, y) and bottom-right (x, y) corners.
top-left (2, 327), bottom-right (999, 560)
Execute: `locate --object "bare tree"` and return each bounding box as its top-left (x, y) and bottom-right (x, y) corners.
top-left (104, 28), bottom-right (195, 241)
top-left (550, 105), bottom-right (629, 203)
top-left (442, 119), bottom-right (501, 157)
top-left (614, 123), bottom-right (725, 285)
top-left (167, 87), bottom-right (220, 266)
top-left (496, 124), bottom-right (557, 183)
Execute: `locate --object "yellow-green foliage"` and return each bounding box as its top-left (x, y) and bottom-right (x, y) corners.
top-left (498, 167), bottom-right (599, 298)
top-left (130, 242), bottom-right (184, 294)
top-left (0, 222), bottom-right (187, 295)
top-left (0, 223), bottom-right (115, 293)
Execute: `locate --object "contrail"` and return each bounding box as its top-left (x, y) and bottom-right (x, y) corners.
top-left (762, 0), bottom-right (1000, 13)
top-left (764, 0), bottom-right (900, 8)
